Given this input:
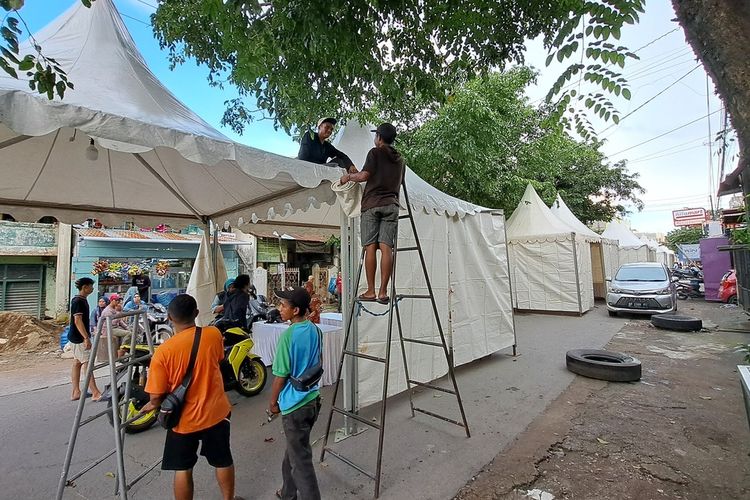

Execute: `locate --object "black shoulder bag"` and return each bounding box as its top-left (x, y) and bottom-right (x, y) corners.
top-left (158, 327), bottom-right (202, 430)
top-left (290, 326), bottom-right (324, 392)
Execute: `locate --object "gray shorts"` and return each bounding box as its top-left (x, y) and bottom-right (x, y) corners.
top-left (361, 204), bottom-right (399, 247)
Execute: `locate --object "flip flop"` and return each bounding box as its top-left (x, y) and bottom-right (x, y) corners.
top-left (357, 293), bottom-right (376, 302)
top-left (376, 296), bottom-right (390, 305)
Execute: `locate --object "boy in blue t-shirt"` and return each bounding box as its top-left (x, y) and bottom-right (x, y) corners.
top-left (269, 287), bottom-right (322, 500)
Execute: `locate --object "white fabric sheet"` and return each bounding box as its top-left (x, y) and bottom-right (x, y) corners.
top-left (186, 233), bottom-right (228, 327)
top-left (510, 237), bottom-right (583, 312)
top-left (251, 321), bottom-right (343, 387)
top-left (355, 210), bottom-right (516, 407)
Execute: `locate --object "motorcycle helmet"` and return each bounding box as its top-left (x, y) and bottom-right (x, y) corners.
top-left (266, 308), bottom-right (283, 324)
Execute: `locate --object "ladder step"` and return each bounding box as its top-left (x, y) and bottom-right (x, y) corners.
top-left (343, 349), bottom-right (386, 363)
top-left (331, 407), bottom-right (381, 429)
top-left (413, 407), bottom-right (465, 428)
top-left (407, 380), bottom-right (457, 395)
top-left (397, 294), bottom-right (432, 299)
top-left (398, 214), bottom-right (411, 219)
top-left (397, 246), bottom-right (419, 252)
top-left (79, 405), bottom-right (119, 427)
top-left (402, 337), bottom-right (443, 347)
top-left (323, 448), bottom-right (376, 480)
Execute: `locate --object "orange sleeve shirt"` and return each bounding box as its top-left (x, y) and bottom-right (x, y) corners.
top-left (145, 325), bottom-right (231, 434)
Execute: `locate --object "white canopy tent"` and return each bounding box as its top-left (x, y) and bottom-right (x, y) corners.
top-left (657, 245), bottom-right (676, 268)
top-left (506, 185), bottom-right (595, 314)
top-left (319, 122), bottom-right (516, 407)
top-left (601, 221), bottom-right (654, 265)
top-left (0, 0), bottom-right (341, 231)
top-left (549, 194), bottom-right (619, 298)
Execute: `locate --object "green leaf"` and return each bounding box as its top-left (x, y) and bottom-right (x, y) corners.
top-left (17, 55), bottom-right (33, 71)
top-left (0, 58), bottom-right (17, 78)
top-left (545, 53), bottom-right (554, 66)
top-left (622, 88), bottom-right (631, 100)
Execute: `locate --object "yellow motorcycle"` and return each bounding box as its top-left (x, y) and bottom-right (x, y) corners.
top-left (216, 320), bottom-right (267, 397)
top-left (106, 342), bottom-right (159, 434)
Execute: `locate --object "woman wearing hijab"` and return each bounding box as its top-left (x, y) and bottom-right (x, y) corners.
top-left (222, 274), bottom-right (251, 329)
top-left (211, 278), bottom-right (236, 318)
top-left (89, 296), bottom-right (109, 335)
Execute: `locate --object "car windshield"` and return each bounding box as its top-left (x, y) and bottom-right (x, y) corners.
top-left (615, 266), bottom-right (667, 282)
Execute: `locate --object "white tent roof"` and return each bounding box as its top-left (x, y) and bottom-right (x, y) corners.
top-left (0, 0), bottom-right (339, 227)
top-left (332, 122), bottom-right (486, 217)
top-left (601, 221), bottom-right (647, 249)
top-left (657, 244), bottom-right (674, 255)
top-left (506, 184), bottom-right (579, 241)
top-left (549, 194), bottom-right (601, 240)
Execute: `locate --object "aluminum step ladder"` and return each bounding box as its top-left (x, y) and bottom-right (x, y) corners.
top-left (56, 309), bottom-right (160, 500)
top-left (320, 180), bottom-right (471, 498)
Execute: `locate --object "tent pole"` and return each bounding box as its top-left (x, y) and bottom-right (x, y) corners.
top-left (571, 232), bottom-right (583, 315)
top-left (499, 212), bottom-right (518, 357)
top-left (340, 208), bottom-right (359, 436)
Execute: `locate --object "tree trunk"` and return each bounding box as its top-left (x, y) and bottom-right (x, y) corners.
top-left (672, 0), bottom-right (750, 174)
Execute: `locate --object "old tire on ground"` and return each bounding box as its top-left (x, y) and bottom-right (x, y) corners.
top-left (650, 313), bottom-right (702, 332)
top-left (566, 349), bottom-right (641, 382)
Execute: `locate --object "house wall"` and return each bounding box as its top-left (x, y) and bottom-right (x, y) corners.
top-left (71, 239), bottom-right (239, 310)
top-left (0, 221), bottom-right (59, 317)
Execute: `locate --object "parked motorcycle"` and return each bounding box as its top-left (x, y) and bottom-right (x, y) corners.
top-left (106, 340), bottom-right (159, 434)
top-left (676, 278), bottom-right (704, 300)
top-left (248, 294), bottom-right (270, 325)
top-left (147, 302), bottom-right (172, 344)
top-left (213, 318), bottom-right (268, 397)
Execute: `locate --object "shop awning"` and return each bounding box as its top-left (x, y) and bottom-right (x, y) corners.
top-left (75, 228), bottom-right (250, 245)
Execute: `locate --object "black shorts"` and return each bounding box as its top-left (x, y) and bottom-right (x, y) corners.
top-left (162, 414), bottom-right (233, 471)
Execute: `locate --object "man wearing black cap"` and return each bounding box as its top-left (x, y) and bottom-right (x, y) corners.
top-left (268, 287), bottom-right (323, 500)
top-left (340, 123), bottom-right (405, 304)
top-left (297, 117), bottom-right (356, 172)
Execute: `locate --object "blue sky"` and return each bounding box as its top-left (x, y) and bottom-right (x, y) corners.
top-left (19, 0), bottom-right (731, 234)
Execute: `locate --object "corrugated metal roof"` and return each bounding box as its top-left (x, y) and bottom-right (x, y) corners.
top-left (75, 228), bottom-right (239, 244)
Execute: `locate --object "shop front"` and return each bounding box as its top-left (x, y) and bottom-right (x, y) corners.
top-left (71, 228), bottom-right (241, 310)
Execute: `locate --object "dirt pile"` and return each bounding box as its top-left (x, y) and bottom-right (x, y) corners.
top-left (0, 312), bottom-right (63, 353)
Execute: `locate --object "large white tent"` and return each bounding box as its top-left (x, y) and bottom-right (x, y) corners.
top-left (0, 0), bottom-right (516, 410)
top-left (0, 0), bottom-right (340, 229)
top-left (549, 194), bottom-right (619, 298)
top-left (321, 123), bottom-right (516, 407)
top-left (506, 185), bottom-right (595, 314)
top-left (601, 221), bottom-right (654, 265)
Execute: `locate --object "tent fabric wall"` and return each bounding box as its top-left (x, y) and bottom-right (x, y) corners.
top-left (602, 239), bottom-right (620, 279)
top-left (509, 233), bottom-right (593, 313)
top-left (355, 210), bottom-right (515, 407)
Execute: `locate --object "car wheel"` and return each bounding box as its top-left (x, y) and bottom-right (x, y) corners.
top-left (651, 313), bottom-right (702, 332)
top-left (608, 310), bottom-right (617, 317)
top-left (565, 349), bottom-right (641, 382)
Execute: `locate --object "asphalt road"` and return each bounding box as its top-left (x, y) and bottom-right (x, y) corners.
top-left (0, 305), bottom-right (626, 500)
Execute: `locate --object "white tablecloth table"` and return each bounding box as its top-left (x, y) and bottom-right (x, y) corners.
top-left (251, 321), bottom-right (343, 386)
top-left (319, 312), bottom-right (343, 328)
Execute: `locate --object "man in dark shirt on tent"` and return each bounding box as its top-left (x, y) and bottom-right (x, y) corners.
top-left (297, 117), bottom-right (356, 172)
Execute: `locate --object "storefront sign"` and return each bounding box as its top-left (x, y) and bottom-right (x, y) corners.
top-left (672, 208), bottom-right (707, 227)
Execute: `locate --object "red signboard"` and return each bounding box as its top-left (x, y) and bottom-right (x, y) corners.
top-left (672, 208), bottom-right (707, 227)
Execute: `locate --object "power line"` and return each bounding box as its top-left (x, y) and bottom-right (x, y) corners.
top-left (627, 144), bottom-right (706, 164)
top-left (133, 0), bottom-right (157, 9)
top-left (118, 10), bottom-right (151, 26)
top-left (609, 108), bottom-right (723, 156)
top-left (600, 64), bottom-right (701, 134)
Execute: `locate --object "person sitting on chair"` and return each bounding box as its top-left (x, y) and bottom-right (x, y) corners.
top-left (339, 123), bottom-right (405, 305)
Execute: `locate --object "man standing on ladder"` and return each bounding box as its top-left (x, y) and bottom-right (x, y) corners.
top-left (339, 122), bottom-right (404, 304)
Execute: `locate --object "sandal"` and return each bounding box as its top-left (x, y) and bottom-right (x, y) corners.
top-left (357, 293), bottom-right (376, 302)
top-left (376, 296), bottom-right (390, 305)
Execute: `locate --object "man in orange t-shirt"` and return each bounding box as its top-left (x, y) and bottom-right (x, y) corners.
top-left (142, 294), bottom-right (234, 500)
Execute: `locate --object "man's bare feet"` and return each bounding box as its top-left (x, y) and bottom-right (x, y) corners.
top-left (71, 390), bottom-right (81, 401)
